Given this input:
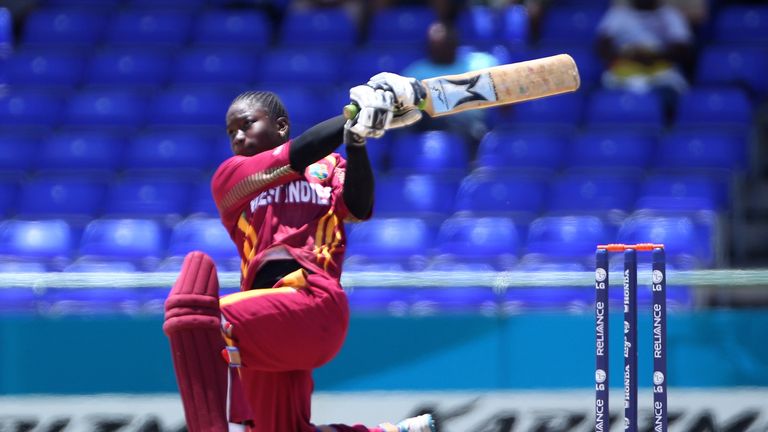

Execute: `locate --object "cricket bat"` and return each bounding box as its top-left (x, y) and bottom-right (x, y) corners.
top-left (344, 54), bottom-right (580, 119)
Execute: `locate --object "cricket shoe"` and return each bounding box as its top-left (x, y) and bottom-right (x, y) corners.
top-left (395, 413), bottom-right (436, 432)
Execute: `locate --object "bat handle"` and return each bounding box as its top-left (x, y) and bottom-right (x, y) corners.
top-left (342, 99), bottom-right (427, 119)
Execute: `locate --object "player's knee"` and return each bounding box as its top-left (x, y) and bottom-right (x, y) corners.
top-left (163, 251), bottom-right (222, 335)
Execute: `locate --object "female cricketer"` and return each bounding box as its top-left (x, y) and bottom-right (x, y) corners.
top-left (163, 74), bottom-right (435, 432)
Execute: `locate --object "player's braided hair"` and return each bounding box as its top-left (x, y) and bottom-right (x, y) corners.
top-left (231, 90), bottom-right (289, 123)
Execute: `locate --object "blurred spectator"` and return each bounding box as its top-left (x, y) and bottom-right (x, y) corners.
top-left (596, 0), bottom-right (694, 121)
top-left (402, 20), bottom-right (498, 148)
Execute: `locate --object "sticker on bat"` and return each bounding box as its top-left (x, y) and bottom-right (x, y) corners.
top-left (427, 72), bottom-right (497, 114)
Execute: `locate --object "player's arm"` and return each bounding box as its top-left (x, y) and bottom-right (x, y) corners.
top-left (341, 129), bottom-right (374, 220)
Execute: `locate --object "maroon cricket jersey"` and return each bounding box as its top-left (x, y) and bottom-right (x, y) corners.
top-left (211, 142), bottom-right (356, 291)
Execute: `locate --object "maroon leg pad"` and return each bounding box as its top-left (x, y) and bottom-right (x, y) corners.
top-left (163, 251), bottom-right (229, 432)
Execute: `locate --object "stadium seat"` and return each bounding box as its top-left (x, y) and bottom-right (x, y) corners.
top-left (280, 7), bottom-right (356, 48)
top-left (568, 129), bottom-right (656, 173)
top-left (333, 130), bottom-right (389, 173)
top-left (657, 129), bottom-right (747, 173)
top-left (457, 5), bottom-right (502, 45)
top-left (258, 85), bottom-right (327, 130)
top-left (539, 6), bottom-right (605, 44)
top-left (104, 176), bottom-right (193, 219)
top-left (713, 5), bottom-right (768, 44)
top-left (0, 90), bottom-right (64, 127)
top-left (345, 46), bottom-right (423, 84)
top-left (78, 218), bottom-right (164, 270)
top-left (0, 132), bottom-right (37, 174)
top-left (635, 174), bottom-right (725, 212)
top-left (476, 129), bottom-right (568, 173)
top-left (499, 4), bottom-right (529, 45)
top-left (6, 49), bottom-right (85, 89)
top-left (260, 49), bottom-right (342, 86)
top-left (105, 10), bottom-right (193, 47)
top-left (548, 173), bottom-right (638, 215)
top-left (148, 86), bottom-right (237, 127)
top-left (173, 48), bottom-right (259, 85)
top-left (390, 131), bottom-right (469, 174)
top-left (21, 8), bottom-right (106, 47)
top-left (696, 46), bottom-right (768, 96)
top-left (617, 215), bottom-right (714, 268)
top-left (0, 8), bottom-right (11, 52)
top-left (0, 181), bottom-right (17, 217)
top-left (125, 0), bottom-right (207, 8)
top-left (86, 48), bottom-right (171, 88)
top-left (675, 87), bottom-right (753, 127)
top-left (435, 216), bottom-right (520, 269)
top-left (367, 6), bottom-right (436, 45)
top-left (345, 287), bottom-right (410, 316)
top-left (65, 89), bottom-right (146, 128)
top-left (40, 0), bottom-right (120, 8)
top-left (36, 130), bottom-right (124, 173)
top-left (189, 180), bottom-right (218, 217)
top-left (193, 10), bottom-right (271, 47)
top-left (509, 92), bottom-right (584, 127)
top-left (168, 217), bottom-right (238, 270)
top-left (585, 90), bottom-right (664, 129)
top-left (0, 219), bottom-right (73, 263)
top-left (454, 171), bottom-right (547, 219)
top-left (17, 176), bottom-right (108, 221)
top-left (124, 129), bottom-right (214, 174)
top-left (410, 287), bottom-right (499, 316)
top-left (374, 174), bottom-right (461, 219)
top-left (345, 218), bottom-right (433, 270)
top-left (525, 215), bottom-right (609, 259)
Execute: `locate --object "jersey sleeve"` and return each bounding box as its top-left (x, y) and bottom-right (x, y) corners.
top-left (211, 142), bottom-right (301, 218)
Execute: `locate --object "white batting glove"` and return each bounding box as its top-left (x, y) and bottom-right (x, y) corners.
top-left (347, 85), bottom-right (394, 139)
top-left (367, 72), bottom-right (426, 111)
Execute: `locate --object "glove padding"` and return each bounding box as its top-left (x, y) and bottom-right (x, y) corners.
top-left (367, 72), bottom-right (426, 111)
top-left (347, 85), bottom-right (394, 139)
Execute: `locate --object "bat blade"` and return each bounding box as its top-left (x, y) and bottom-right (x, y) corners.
top-left (422, 54), bottom-right (580, 117)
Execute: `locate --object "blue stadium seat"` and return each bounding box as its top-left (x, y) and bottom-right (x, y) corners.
top-left (586, 90), bottom-right (664, 129)
top-left (7, 49), bottom-right (85, 89)
top-left (657, 129), bottom-right (747, 173)
top-left (40, 0), bottom-right (120, 8)
top-left (368, 6), bottom-right (436, 45)
top-left (280, 7), bottom-right (356, 48)
top-left (86, 48), bottom-right (171, 88)
top-left (333, 132), bottom-right (390, 173)
top-left (568, 129), bottom-right (656, 172)
top-left (0, 219), bottom-right (72, 263)
top-left (105, 10), bottom-right (193, 47)
top-left (499, 4), bottom-right (528, 45)
top-left (510, 92), bottom-right (584, 127)
top-left (390, 131), bottom-right (469, 174)
top-left (104, 176), bottom-right (193, 219)
top-left (374, 174), bottom-right (461, 219)
top-left (346, 46), bottom-right (423, 84)
top-left (36, 130), bottom-right (124, 173)
top-left (244, 85), bottom-right (325, 133)
top-left (17, 176), bottom-right (107, 221)
top-left (0, 132), bottom-right (37, 174)
top-left (78, 218), bottom-right (164, 270)
top-left (193, 10), bottom-right (271, 47)
top-left (21, 8), bottom-right (106, 47)
top-left (636, 174), bottom-right (725, 212)
top-left (539, 6), bottom-right (605, 44)
top-left (457, 5), bottom-right (502, 45)
top-left (675, 87), bottom-right (753, 127)
top-left (65, 89), bottom-right (146, 128)
top-left (346, 218), bottom-right (433, 270)
top-left (531, 45), bottom-right (602, 88)
top-left (713, 5), bottom-right (768, 44)
top-left (617, 215), bottom-right (714, 268)
top-left (126, 0), bottom-right (207, 8)
top-left (435, 216), bottom-right (520, 269)
top-left (174, 48), bottom-right (259, 85)
top-left (525, 215), bottom-right (609, 259)
top-left (0, 181), bottom-right (17, 217)
top-left (125, 129), bottom-right (213, 174)
top-left (149, 86), bottom-right (236, 127)
top-left (189, 180), bottom-right (217, 217)
top-left (696, 46), bottom-right (768, 96)
top-left (548, 173), bottom-right (638, 214)
top-left (476, 130), bottom-right (568, 173)
top-left (410, 287), bottom-right (499, 316)
top-left (0, 90), bottom-right (64, 127)
top-left (345, 287), bottom-right (410, 316)
top-left (260, 49), bottom-right (342, 85)
top-left (0, 8), bottom-right (11, 52)
top-left (454, 171), bottom-right (547, 218)
top-left (168, 217), bottom-right (238, 270)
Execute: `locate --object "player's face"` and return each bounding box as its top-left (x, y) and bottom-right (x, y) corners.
top-left (225, 101), bottom-right (288, 157)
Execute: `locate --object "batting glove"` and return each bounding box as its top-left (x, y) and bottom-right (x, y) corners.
top-left (347, 84), bottom-right (394, 140)
top-left (367, 72), bottom-right (426, 111)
